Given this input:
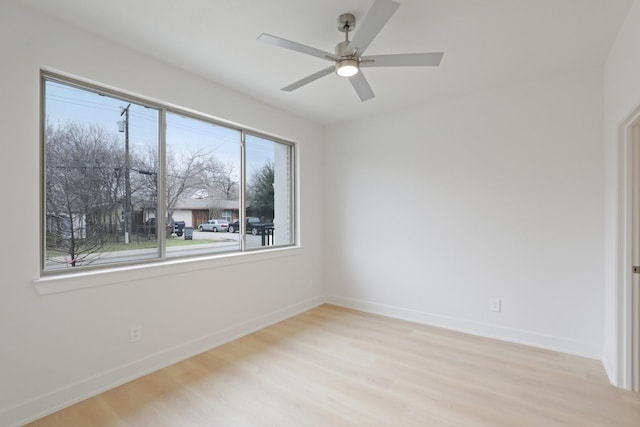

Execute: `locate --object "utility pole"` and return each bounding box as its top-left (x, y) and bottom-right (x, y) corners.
top-left (118, 103), bottom-right (132, 244)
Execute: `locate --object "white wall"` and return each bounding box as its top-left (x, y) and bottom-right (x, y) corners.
top-left (0, 3), bottom-right (324, 426)
top-left (325, 68), bottom-right (605, 359)
top-left (4, 0), bottom-right (638, 423)
top-left (603, 0), bottom-right (640, 386)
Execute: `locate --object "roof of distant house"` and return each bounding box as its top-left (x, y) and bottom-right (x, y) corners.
top-left (174, 197), bottom-right (241, 210)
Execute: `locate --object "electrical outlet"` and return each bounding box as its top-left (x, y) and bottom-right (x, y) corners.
top-left (130, 325), bottom-right (142, 343)
top-left (489, 298), bottom-right (501, 312)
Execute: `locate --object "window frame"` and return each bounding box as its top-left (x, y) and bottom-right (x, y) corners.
top-left (40, 70), bottom-right (297, 277)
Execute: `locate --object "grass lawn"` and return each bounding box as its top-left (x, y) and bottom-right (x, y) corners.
top-left (46, 236), bottom-right (210, 257)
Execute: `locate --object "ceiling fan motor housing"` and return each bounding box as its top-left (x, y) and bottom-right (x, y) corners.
top-left (338, 13), bottom-right (356, 32)
top-left (335, 40), bottom-right (350, 57)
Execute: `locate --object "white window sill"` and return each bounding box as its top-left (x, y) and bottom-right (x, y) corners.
top-left (34, 246), bottom-right (302, 295)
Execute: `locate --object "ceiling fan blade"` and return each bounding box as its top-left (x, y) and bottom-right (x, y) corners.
top-left (349, 72), bottom-right (375, 102)
top-left (258, 33), bottom-right (338, 61)
top-left (346, 0), bottom-right (400, 56)
top-left (360, 52), bottom-right (444, 67)
top-left (282, 66), bottom-right (335, 92)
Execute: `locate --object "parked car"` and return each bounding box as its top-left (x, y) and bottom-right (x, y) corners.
top-left (198, 219), bottom-right (229, 232)
top-left (144, 217), bottom-right (185, 236)
top-left (228, 216), bottom-right (274, 235)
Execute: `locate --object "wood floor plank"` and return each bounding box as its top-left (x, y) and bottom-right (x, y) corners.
top-left (26, 304), bottom-right (640, 426)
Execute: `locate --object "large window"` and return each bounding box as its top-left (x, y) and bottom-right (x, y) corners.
top-left (41, 73), bottom-right (295, 273)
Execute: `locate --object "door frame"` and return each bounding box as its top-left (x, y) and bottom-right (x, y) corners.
top-left (617, 107), bottom-right (640, 391)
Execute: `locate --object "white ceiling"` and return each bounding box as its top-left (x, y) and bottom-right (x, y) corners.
top-left (19, 0), bottom-right (633, 125)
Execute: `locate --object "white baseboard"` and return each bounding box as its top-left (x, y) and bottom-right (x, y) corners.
top-left (326, 295), bottom-right (602, 360)
top-left (602, 354), bottom-right (618, 387)
top-left (2, 295), bottom-right (325, 427)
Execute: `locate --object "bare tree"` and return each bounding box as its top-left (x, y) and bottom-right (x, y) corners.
top-left (202, 158), bottom-right (238, 200)
top-left (133, 146), bottom-right (220, 218)
top-left (166, 147), bottom-right (214, 218)
top-left (45, 121), bottom-right (123, 266)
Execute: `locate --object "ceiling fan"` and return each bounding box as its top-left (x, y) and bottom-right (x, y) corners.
top-left (257, 0), bottom-right (444, 102)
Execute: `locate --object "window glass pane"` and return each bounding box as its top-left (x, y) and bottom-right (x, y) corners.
top-left (245, 134), bottom-right (294, 249)
top-left (165, 112), bottom-right (241, 257)
top-left (43, 79), bottom-right (160, 271)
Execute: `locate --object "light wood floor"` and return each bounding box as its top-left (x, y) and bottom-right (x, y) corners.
top-left (27, 304), bottom-right (640, 426)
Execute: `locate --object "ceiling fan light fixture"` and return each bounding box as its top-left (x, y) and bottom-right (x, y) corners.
top-left (336, 58), bottom-right (359, 77)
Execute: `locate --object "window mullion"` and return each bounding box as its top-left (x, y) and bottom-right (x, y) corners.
top-left (158, 108), bottom-right (167, 259)
top-left (240, 130), bottom-right (246, 252)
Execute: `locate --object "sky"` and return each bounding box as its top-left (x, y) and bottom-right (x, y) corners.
top-left (44, 78), bottom-right (274, 179)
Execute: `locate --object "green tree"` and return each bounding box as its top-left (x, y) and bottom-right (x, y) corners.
top-left (248, 161), bottom-right (274, 219)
